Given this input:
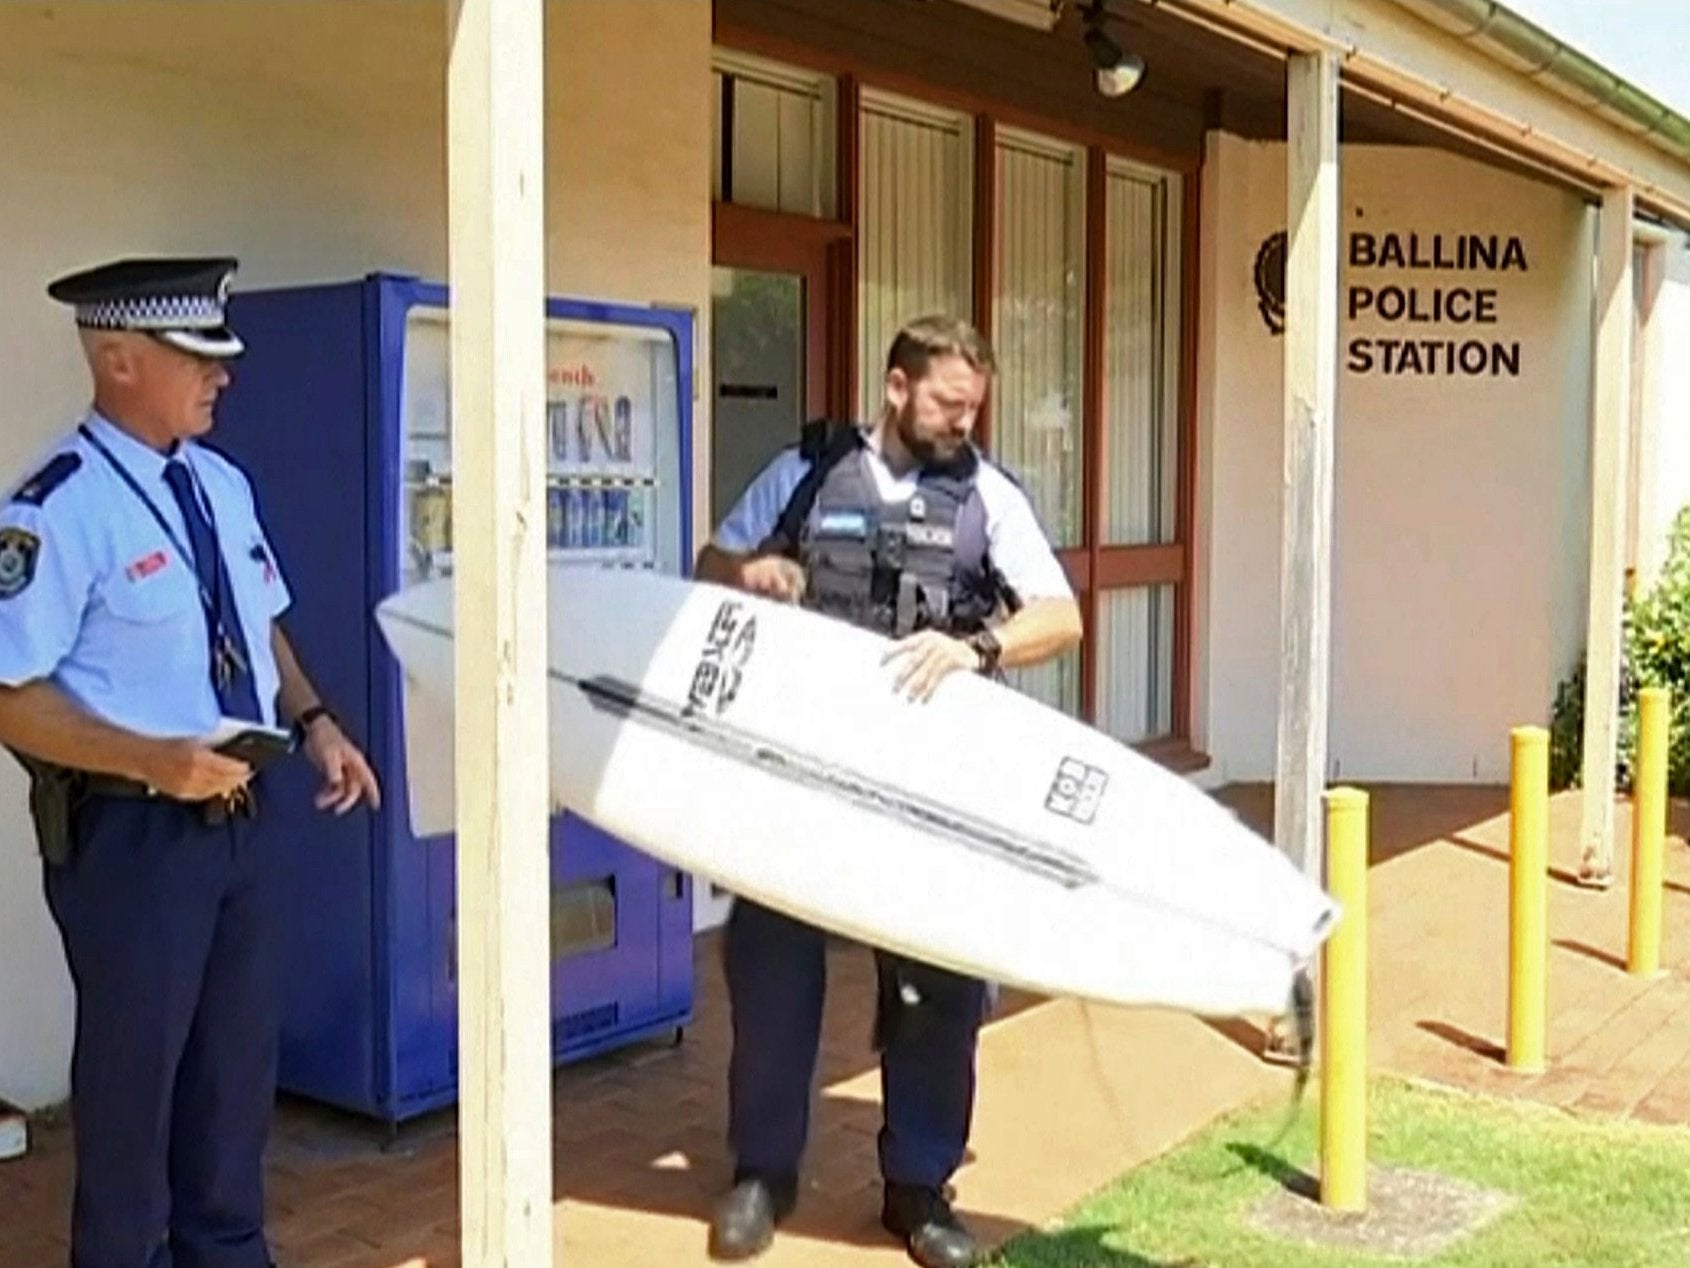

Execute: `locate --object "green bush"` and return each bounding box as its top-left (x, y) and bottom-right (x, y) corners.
top-left (1551, 505), bottom-right (1690, 796)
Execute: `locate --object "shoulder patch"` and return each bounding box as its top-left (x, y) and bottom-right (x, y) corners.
top-left (0, 527), bottom-right (40, 598)
top-left (11, 453), bottom-right (82, 507)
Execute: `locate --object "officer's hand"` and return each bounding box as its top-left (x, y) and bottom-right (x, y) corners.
top-left (737, 555), bottom-right (806, 603)
top-left (303, 719), bottom-right (382, 815)
top-left (882, 630), bottom-right (980, 703)
top-left (143, 740), bottom-right (252, 802)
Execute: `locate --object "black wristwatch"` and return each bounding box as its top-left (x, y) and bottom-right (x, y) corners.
top-left (965, 629), bottom-right (1002, 675)
top-left (292, 704), bottom-right (337, 744)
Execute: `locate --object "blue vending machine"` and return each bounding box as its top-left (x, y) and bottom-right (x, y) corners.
top-left (212, 273), bottom-right (695, 1126)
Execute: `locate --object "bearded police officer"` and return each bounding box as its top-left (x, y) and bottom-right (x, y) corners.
top-left (697, 315), bottom-right (1083, 1268)
top-left (0, 257), bottom-right (380, 1268)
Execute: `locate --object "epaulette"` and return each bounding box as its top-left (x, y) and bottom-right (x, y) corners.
top-left (11, 453), bottom-right (82, 507)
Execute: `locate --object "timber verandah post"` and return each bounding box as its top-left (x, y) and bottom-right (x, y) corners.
top-left (1577, 184), bottom-right (1637, 887)
top-left (447, 0), bottom-right (554, 1264)
top-left (1275, 48), bottom-right (1342, 887)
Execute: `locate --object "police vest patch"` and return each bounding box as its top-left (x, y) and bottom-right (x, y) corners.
top-left (12, 453), bottom-right (82, 507)
top-left (0, 527), bottom-right (40, 598)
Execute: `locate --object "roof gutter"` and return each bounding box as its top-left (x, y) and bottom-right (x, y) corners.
top-left (1141, 0), bottom-right (1690, 228)
top-left (1391, 0), bottom-right (1690, 161)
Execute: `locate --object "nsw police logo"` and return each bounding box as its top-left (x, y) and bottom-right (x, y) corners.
top-left (0, 527), bottom-right (40, 599)
top-left (1253, 230), bottom-right (1287, 336)
top-left (1045, 756), bottom-right (1108, 826)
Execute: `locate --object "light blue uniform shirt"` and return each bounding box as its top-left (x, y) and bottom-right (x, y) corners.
top-left (0, 412), bottom-right (293, 737)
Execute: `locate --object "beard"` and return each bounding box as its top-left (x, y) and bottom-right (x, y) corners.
top-left (896, 404), bottom-right (965, 468)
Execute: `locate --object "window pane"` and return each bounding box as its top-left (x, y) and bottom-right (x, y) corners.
top-left (991, 129), bottom-right (1085, 548)
top-left (1103, 163), bottom-right (1180, 545)
top-left (858, 91), bottom-right (973, 414)
top-left (713, 54), bottom-right (836, 218)
top-left (1005, 644), bottom-right (1082, 718)
top-left (1096, 584), bottom-right (1175, 742)
top-left (711, 267), bottom-right (806, 521)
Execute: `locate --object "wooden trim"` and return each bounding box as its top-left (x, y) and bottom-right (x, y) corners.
top-left (1172, 167), bottom-right (1202, 741)
top-left (712, 20), bottom-right (1199, 177)
top-left (1056, 547), bottom-right (1090, 593)
top-left (711, 202), bottom-right (837, 420)
top-left (1133, 736), bottom-right (1212, 776)
top-left (972, 112), bottom-right (997, 450)
top-left (712, 203), bottom-right (851, 262)
top-left (1094, 544), bottom-right (1184, 589)
top-left (1080, 145), bottom-right (1107, 724)
top-left (835, 73), bottom-right (862, 420)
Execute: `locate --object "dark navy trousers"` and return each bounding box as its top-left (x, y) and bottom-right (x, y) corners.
top-left (724, 898), bottom-right (987, 1190)
top-left (44, 791), bottom-right (281, 1268)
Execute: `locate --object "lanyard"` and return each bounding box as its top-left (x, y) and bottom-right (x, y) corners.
top-left (78, 424), bottom-right (248, 678)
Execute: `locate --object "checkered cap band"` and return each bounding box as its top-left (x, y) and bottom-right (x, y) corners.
top-left (76, 294), bottom-right (225, 331)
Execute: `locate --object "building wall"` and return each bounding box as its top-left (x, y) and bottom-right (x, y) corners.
top-left (0, 0), bottom-right (710, 1111)
top-left (1196, 132), bottom-right (1595, 785)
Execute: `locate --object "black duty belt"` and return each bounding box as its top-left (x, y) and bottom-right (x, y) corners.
top-left (80, 773), bottom-right (258, 824)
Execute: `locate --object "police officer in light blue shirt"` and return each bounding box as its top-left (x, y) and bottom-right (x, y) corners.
top-left (0, 257), bottom-right (380, 1268)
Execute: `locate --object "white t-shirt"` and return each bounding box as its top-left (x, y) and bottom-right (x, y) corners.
top-left (713, 435), bottom-right (1073, 603)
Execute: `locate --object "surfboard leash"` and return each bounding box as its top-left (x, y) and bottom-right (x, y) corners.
top-left (1272, 963), bottom-right (1317, 1145)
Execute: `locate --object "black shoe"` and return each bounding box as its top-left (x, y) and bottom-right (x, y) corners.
top-left (881, 1182), bottom-right (982, 1268)
top-left (708, 1173), bottom-right (797, 1261)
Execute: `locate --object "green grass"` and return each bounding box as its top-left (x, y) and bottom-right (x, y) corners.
top-left (990, 1078), bottom-right (1690, 1268)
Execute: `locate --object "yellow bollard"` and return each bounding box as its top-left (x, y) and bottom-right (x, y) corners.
top-left (1321, 787), bottom-right (1368, 1212)
top-left (1508, 726), bottom-right (1548, 1073)
top-left (1629, 687), bottom-right (1670, 978)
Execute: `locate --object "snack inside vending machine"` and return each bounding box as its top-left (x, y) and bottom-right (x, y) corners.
top-left (213, 273), bottom-right (695, 1125)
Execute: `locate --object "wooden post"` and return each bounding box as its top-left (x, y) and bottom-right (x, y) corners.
top-left (1275, 49), bottom-right (1341, 881)
top-left (1630, 238), bottom-right (1667, 592)
top-left (1577, 185), bottom-right (1635, 887)
top-left (447, 1), bottom-right (554, 1264)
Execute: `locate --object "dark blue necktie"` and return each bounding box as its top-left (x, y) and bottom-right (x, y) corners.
top-left (163, 460), bottom-right (261, 721)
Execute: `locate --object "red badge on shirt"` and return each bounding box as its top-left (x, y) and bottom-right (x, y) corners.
top-left (125, 549), bottom-right (167, 581)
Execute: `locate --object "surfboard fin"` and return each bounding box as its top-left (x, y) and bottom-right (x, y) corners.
top-left (1287, 963), bottom-right (1316, 1102)
top-left (1258, 963), bottom-right (1317, 1153)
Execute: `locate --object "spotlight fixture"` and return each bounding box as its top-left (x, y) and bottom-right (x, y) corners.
top-left (1082, 1), bottom-right (1145, 98)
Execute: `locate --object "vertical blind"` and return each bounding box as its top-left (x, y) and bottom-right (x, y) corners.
top-left (712, 54), bottom-right (835, 218)
top-left (991, 127), bottom-right (1086, 715)
top-left (1097, 160), bottom-right (1182, 740)
top-left (858, 91), bottom-right (973, 415)
top-left (1103, 162), bottom-right (1178, 546)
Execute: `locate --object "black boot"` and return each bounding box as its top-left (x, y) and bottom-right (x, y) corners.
top-left (708, 1173), bottom-right (797, 1261)
top-left (881, 1182), bottom-right (982, 1268)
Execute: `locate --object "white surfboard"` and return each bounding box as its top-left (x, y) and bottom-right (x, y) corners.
top-left (374, 563), bottom-right (1338, 1019)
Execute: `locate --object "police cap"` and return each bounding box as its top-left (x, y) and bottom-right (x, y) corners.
top-left (47, 256), bottom-right (244, 360)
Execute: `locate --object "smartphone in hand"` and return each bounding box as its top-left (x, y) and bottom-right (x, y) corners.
top-left (210, 724), bottom-right (295, 770)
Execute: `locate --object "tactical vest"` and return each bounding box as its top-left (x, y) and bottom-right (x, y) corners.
top-left (756, 420), bottom-right (1012, 638)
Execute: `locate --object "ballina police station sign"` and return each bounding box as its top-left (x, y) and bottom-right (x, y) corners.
top-left (1254, 227), bottom-right (1527, 378)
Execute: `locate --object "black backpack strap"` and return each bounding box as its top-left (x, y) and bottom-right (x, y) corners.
top-left (756, 419), bottom-right (864, 557)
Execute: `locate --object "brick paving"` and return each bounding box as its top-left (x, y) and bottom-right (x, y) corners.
top-left (3, 783), bottom-right (1689, 1267)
